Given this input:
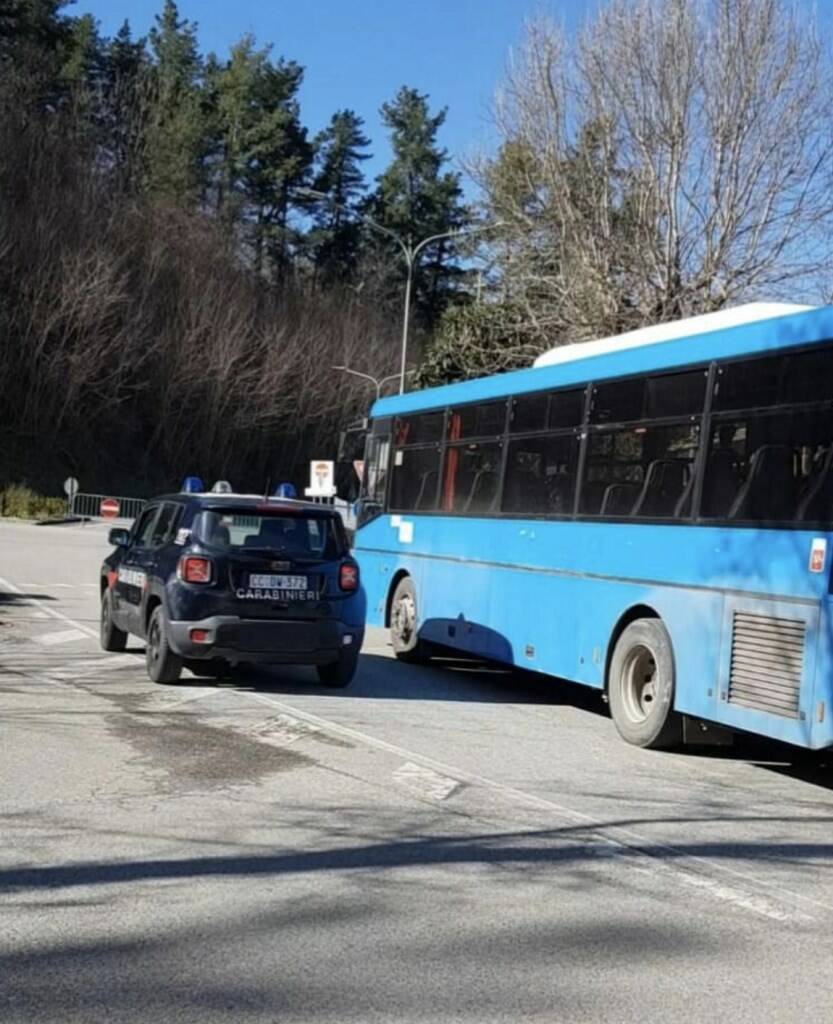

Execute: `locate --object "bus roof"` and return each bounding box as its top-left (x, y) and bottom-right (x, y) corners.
top-left (372, 302), bottom-right (831, 418)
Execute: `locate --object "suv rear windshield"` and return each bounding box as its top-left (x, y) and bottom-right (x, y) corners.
top-left (192, 509), bottom-right (348, 560)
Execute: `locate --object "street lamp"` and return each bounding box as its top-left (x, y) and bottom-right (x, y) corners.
top-left (332, 365), bottom-right (403, 403)
top-left (296, 187), bottom-right (497, 394)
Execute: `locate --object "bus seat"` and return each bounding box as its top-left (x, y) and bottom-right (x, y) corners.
top-left (729, 444), bottom-right (795, 520)
top-left (415, 470), bottom-right (438, 510)
top-left (701, 448), bottom-right (741, 517)
top-left (505, 469), bottom-right (547, 513)
top-left (797, 447), bottom-right (833, 521)
top-left (673, 471), bottom-right (695, 517)
top-left (631, 459), bottom-right (688, 517)
top-left (464, 470), bottom-right (497, 513)
top-left (600, 482), bottom-right (640, 516)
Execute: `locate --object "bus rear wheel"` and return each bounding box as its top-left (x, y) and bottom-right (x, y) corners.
top-left (608, 618), bottom-right (681, 749)
top-left (390, 577), bottom-right (430, 663)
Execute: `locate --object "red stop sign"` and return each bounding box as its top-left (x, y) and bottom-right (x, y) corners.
top-left (100, 497), bottom-right (120, 519)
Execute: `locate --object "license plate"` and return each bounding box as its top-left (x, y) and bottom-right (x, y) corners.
top-left (249, 574), bottom-right (307, 590)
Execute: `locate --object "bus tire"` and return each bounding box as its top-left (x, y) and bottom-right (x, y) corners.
top-left (390, 577), bottom-right (430, 663)
top-left (608, 618), bottom-right (682, 749)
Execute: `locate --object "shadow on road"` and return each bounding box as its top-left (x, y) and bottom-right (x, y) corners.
top-left (167, 649), bottom-right (833, 791)
top-left (0, 590), bottom-right (56, 605)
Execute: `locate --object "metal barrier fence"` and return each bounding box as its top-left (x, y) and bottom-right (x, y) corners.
top-left (70, 493), bottom-right (146, 523)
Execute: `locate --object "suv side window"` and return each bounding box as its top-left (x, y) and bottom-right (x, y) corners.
top-left (150, 503), bottom-right (180, 547)
top-left (132, 506), bottom-right (159, 547)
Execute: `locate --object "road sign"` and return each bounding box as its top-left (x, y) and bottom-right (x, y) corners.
top-left (100, 497), bottom-right (120, 519)
top-left (305, 460), bottom-right (336, 498)
top-left (63, 477), bottom-right (79, 499)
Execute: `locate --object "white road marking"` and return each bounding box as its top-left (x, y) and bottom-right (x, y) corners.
top-left (148, 688), bottom-right (221, 711)
top-left (2, 578), bottom-right (823, 924)
top-left (36, 629), bottom-right (88, 646)
top-left (0, 574), bottom-right (99, 639)
top-left (249, 713), bottom-right (320, 745)
top-left (393, 761), bottom-right (460, 801)
top-left (243, 692), bottom-right (821, 923)
top-left (47, 655), bottom-right (139, 678)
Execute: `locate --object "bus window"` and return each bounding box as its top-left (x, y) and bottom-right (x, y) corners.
top-left (442, 442), bottom-right (502, 514)
top-left (389, 446), bottom-right (441, 512)
top-left (591, 378), bottom-right (644, 424)
top-left (511, 393), bottom-right (549, 433)
top-left (703, 408), bottom-right (833, 523)
top-left (645, 370), bottom-right (707, 418)
top-left (582, 423), bottom-right (699, 518)
top-left (548, 389), bottom-right (585, 429)
top-left (394, 412), bottom-right (444, 446)
top-left (511, 388), bottom-right (584, 433)
top-left (358, 430), bottom-right (391, 526)
top-left (448, 401), bottom-right (507, 440)
top-left (502, 435), bottom-right (579, 515)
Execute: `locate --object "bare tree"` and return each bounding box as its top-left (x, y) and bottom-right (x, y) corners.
top-left (474, 0), bottom-right (833, 349)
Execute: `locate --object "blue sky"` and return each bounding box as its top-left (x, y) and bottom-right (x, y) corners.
top-left (69, 0), bottom-right (597, 189)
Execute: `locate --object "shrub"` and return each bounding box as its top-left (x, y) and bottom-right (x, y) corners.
top-left (0, 484), bottom-right (67, 520)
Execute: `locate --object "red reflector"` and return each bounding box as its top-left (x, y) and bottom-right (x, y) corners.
top-left (179, 556), bottom-right (212, 584)
top-left (339, 563), bottom-right (358, 591)
top-left (190, 629), bottom-right (210, 643)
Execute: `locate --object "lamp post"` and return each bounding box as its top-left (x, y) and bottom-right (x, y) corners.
top-left (296, 187), bottom-right (496, 394)
top-left (332, 365), bottom-right (402, 403)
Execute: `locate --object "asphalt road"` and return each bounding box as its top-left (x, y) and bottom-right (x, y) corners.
top-left (2, 519), bottom-right (833, 1023)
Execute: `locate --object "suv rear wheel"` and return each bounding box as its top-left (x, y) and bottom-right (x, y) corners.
top-left (146, 605), bottom-right (182, 684)
top-left (100, 589), bottom-right (128, 653)
top-left (317, 647), bottom-right (359, 688)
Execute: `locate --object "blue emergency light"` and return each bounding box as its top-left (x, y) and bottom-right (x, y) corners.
top-left (181, 476), bottom-right (204, 493)
top-left (274, 482), bottom-right (297, 498)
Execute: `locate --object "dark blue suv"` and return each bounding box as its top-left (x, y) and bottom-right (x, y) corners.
top-left (100, 492), bottom-right (365, 686)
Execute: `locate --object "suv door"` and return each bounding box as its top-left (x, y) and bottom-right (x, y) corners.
top-left (134, 502), bottom-right (182, 637)
top-left (114, 505), bottom-right (160, 635)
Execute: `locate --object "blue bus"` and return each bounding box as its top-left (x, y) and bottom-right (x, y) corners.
top-left (354, 304), bottom-right (833, 750)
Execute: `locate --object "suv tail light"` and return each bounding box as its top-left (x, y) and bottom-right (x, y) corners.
top-left (339, 563), bottom-right (359, 592)
top-left (178, 555), bottom-right (213, 584)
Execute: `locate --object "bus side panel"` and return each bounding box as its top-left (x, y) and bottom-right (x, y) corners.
top-left (355, 517), bottom-right (400, 628)
top-left (811, 598), bottom-right (833, 748)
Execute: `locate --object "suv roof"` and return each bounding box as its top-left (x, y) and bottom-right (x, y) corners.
top-left (153, 493), bottom-right (341, 518)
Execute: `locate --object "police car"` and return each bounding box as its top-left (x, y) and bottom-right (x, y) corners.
top-left (100, 481), bottom-right (365, 687)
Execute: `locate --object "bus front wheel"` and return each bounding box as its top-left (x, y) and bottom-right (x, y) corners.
top-left (390, 577), bottom-right (430, 663)
top-left (608, 618), bottom-right (682, 749)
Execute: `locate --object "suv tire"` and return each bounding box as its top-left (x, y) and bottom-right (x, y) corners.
top-left (100, 589), bottom-right (128, 653)
top-left (317, 647), bottom-right (359, 688)
top-left (146, 605), bottom-right (183, 684)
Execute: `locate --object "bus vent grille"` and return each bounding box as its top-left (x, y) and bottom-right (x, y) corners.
top-left (728, 612), bottom-right (805, 719)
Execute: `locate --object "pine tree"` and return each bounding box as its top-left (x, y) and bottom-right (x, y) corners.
top-left (308, 109), bottom-right (371, 283)
top-left (104, 20), bottom-right (148, 194)
top-left (368, 86), bottom-right (468, 330)
top-left (209, 35), bottom-right (312, 281)
top-left (144, 0), bottom-right (204, 201)
top-left (0, 0), bottom-right (74, 110)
